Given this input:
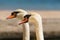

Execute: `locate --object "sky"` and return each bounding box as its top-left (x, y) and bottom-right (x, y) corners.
top-left (0, 0), bottom-right (60, 10)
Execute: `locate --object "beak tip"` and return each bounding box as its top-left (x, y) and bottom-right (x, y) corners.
top-left (6, 17), bottom-right (9, 19)
top-left (18, 23), bottom-right (21, 25)
top-left (18, 22), bottom-right (23, 25)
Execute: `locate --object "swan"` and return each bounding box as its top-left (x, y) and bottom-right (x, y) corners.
top-left (6, 9), bottom-right (44, 40)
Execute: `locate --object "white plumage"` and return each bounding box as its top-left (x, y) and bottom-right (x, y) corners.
top-left (7, 9), bottom-right (44, 40)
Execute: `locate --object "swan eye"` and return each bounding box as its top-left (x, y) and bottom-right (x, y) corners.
top-left (24, 14), bottom-right (31, 19)
top-left (11, 11), bottom-right (20, 15)
top-left (11, 11), bottom-right (20, 17)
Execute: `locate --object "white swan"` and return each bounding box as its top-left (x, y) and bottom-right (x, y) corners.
top-left (6, 9), bottom-right (44, 40)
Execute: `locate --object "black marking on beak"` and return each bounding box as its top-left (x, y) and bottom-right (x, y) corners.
top-left (24, 14), bottom-right (31, 19)
top-left (24, 14), bottom-right (31, 23)
top-left (11, 11), bottom-right (20, 17)
top-left (11, 11), bottom-right (20, 15)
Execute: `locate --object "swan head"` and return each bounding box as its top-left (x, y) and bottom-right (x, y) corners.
top-left (6, 9), bottom-right (31, 24)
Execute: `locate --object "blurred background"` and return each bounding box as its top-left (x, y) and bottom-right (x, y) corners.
top-left (0, 0), bottom-right (60, 40)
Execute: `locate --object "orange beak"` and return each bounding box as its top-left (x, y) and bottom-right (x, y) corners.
top-left (19, 18), bottom-right (28, 25)
top-left (6, 15), bottom-right (15, 19)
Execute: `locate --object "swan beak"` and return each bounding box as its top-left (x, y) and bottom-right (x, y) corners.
top-left (19, 18), bottom-right (28, 25)
top-left (6, 15), bottom-right (15, 19)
